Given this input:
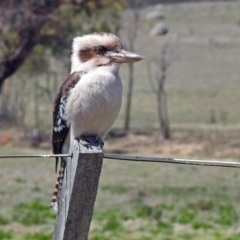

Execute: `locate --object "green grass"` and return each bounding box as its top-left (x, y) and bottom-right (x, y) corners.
top-left (21, 232), bottom-right (52, 240)
top-left (90, 199), bottom-right (240, 239)
top-left (0, 144), bottom-right (240, 239)
top-left (0, 230), bottom-right (13, 240)
top-left (101, 185), bottom-right (131, 194)
top-left (0, 215), bottom-right (10, 225)
top-left (12, 200), bottom-right (56, 226)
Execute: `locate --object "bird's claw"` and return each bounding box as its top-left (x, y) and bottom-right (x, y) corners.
top-left (79, 138), bottom-right (92, 149)
top-left (76, 135), bottom-right (104, 150)
top-left (94, 135), bottom-right (104, 149)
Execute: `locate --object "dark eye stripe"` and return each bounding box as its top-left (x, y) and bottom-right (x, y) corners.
top-left (79, 50), bottom-right (95, 62)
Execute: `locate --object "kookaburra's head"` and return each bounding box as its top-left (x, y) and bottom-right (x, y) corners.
top-left (71, 32), bottom-right (144, 73)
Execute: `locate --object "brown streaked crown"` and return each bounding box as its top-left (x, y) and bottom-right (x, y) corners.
top-left (74, 33), bottom-right (122, 63)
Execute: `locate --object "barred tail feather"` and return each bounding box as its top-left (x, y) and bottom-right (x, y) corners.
top-left (50, 159), bottom-right (67, 210)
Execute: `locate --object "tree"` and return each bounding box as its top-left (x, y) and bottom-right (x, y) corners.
top-left (147, 37), bottom-right (178, 139)
top-left (121, 0), bottom-right (141, 131)
top-left (0, 0), bottom-right (126, 91)
top-left (0, 0), bottom-right (126, 136)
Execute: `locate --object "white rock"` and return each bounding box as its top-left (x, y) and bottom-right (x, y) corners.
top-left (150, 23), bottom-right (168, 36)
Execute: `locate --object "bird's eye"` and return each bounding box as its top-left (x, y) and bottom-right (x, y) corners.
top-left (97, 45), bottom-right (107, 53)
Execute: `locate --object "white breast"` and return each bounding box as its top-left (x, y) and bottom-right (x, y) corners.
top-left (65, 67), bottom-right (122, 140)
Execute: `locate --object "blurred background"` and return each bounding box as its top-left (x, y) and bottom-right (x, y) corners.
top-left (0, 0), bottom-right (240, 239)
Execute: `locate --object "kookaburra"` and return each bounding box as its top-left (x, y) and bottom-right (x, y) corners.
top-left (50, 32), bottom-right (144, 209)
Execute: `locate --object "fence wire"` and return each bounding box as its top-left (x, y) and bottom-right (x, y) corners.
top-left (0, 153), bottom-right (240, 169)
top-left (0, 154), bottom-right (72, 159)
top-left (104, 154), bottom-right (240, 168)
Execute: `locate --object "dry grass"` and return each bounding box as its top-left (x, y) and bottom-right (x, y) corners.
top-left (105, 126), bottom-right (240, 160)
top-left (116, 1), bottom-right (240, 127)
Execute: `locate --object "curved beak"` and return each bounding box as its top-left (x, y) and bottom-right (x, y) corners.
top-left (105, 49), bottom-right (144, 63)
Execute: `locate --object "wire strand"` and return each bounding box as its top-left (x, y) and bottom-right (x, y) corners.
top-left (0, 154), bottom-right (72, 159)
top-left (104, 154), bottom-right (240, 168)
top-left (0, 153), bottom-right (239, 168)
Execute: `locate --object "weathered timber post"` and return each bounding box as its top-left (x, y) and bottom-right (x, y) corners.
top-left (53, 136), bottom-right (103, 240)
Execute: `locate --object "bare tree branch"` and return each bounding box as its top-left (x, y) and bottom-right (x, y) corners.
top-left (0, 29), bottom-right (38, 91)
top-left (147, 36), bottom-right (178, 139)
top-left (146, 61), bottom-right (157, 94)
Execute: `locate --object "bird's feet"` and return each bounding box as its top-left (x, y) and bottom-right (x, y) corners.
top-left (75, 135), bottom-right (104, 150)
top-left (76, 137), bottom-right (91, 149)
top-left (94, 135), bottom-right (104, 150)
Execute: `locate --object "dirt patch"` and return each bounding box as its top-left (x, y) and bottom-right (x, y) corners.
top-left (105, 133), bottom-right (204, 157)
top-left (105, 127), bottom-right (240, 160)
top-left (0, 126), bottom-right (239, 160)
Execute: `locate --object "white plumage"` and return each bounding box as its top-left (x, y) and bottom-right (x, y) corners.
top-left (66, 65), bottom-right (122, 141)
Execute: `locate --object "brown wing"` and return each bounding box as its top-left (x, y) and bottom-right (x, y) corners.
top-left (52, 71), bottom-right (81, 173)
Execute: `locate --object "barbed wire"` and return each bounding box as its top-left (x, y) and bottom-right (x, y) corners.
top-left (0, 153), bottom-right (240, 168)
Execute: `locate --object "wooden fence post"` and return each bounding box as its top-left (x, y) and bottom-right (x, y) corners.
top-left (53, 137), bottom-right (103, 240)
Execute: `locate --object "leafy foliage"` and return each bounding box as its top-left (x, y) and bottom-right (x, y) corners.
top-left (0, 0), bottom-right (127, 69)
top-left (0, 0), bottom-right (127, 93)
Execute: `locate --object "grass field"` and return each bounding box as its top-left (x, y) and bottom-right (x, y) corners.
top-left (0, 136), bottom-right (240, 240)
top-left (1, 1), bottom-right (240, 240)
